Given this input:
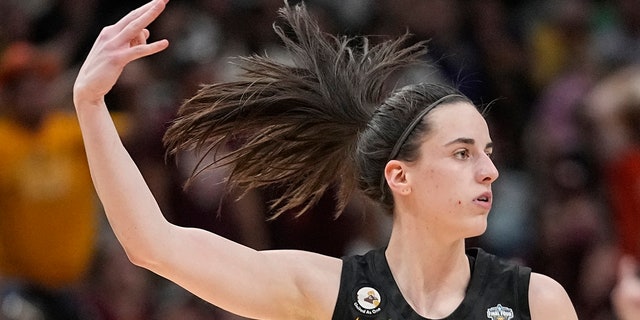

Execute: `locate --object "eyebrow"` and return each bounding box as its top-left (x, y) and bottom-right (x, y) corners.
top-left (444, 137), bottom-right (494, 149)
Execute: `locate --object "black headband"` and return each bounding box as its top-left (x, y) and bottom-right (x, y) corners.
top-left (387, 94), bottom-right (465, 162)
top-left (380, 94), bottom-right (465, 199)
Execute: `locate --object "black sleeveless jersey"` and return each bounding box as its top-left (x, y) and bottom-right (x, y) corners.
top-left (331, 247), bottom-right (531, 320)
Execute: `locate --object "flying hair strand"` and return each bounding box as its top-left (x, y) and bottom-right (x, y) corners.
top-left (163, 1), bottom-right (428, 218)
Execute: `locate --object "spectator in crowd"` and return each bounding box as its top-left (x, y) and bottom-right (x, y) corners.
top-left (0, 41), bottom-right (95, 320)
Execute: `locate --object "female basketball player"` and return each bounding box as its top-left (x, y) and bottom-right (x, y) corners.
top-left (72, 0), bottom-right (578, 318)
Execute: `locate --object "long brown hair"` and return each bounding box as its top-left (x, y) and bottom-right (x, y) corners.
top-left (163, 1), bottom-right (430, 217)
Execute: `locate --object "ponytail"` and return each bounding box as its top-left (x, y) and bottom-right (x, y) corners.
top-left (164, 1), bottom-right (427, 217)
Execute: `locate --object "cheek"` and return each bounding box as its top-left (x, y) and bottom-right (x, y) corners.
top-left (420, 168), bottom-right (463, 205)
top-left (436, 174), bottom-right (467, 209)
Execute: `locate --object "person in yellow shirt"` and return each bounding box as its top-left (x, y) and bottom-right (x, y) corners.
top-left (0, 41), bottom-right (97, 319)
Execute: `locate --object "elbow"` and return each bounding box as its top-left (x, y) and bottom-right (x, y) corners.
top-left (123, 247), bottom-right (154, 268)
top-left (122, 244), bottom-right (168, 273)
top-left (118, 235), bottom-right (166, 270)
top-left (113, 219), bottom-right (174, 270)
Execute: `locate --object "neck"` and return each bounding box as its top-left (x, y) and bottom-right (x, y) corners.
top-left (385, 214), bottom-right (471, 318)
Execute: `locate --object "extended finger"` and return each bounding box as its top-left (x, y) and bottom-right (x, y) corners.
top-left (113, 0), bottom-right (166, 32)
top-left (117, 0), bottom-right (167, 46)
top-left (127, 38), bottom-right (169, 62)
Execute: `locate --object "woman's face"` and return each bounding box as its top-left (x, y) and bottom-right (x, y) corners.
top-left (403, 101), bottom-right (499, 239)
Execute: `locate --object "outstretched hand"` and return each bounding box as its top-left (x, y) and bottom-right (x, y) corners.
top-left (73, 0), bottom-right (169, 106)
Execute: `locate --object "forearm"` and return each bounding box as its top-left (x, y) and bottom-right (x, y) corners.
top-left (75, 99), bottom-right (170, 265)
top-left (69, 2), bottom-right (344, 318)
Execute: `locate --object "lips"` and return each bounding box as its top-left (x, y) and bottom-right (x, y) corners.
top-left (473, 192), bottom-right (492, 209)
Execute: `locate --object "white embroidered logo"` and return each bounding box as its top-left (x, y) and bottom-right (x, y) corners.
top-left (487, 304), bottom-right (514, 320)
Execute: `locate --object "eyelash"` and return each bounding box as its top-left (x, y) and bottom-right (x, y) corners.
top-left (454, 149), bottom-right (494, 160)
top-left (454, 149), bottom-right (470, 160)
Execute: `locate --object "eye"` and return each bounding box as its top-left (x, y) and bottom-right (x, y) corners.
top-left (485, 150), bottom-right (494, 159)
top-left (454, 149), bottom-right (470, 160)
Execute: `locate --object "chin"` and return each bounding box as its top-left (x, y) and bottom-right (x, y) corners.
top-left (466, 217), bottom-right (488, 238)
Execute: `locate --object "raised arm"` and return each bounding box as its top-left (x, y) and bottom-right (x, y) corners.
top-left (72, 1), bottom-right (341, 319)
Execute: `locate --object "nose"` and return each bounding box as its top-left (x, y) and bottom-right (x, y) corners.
top-left (477, 153), bottom-right (499, 183)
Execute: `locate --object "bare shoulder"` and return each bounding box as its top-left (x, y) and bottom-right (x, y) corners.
top-left (528, 272), bottom-right (578, 320)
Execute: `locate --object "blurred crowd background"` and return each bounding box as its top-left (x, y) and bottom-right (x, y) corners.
top-left (1, 0), bottom-right (640, 319)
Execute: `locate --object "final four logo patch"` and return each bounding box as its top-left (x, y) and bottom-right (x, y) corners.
top-left (354, 286), bottom-right (382, 315)
top-left (486, 304), bottom-right (514, 320)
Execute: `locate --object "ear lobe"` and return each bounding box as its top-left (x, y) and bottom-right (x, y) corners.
top-left (384, 160), bottom-right (409, 194)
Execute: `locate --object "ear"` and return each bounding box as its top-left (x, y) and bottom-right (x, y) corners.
top-left (384, 160), bottom-right (411, 195)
